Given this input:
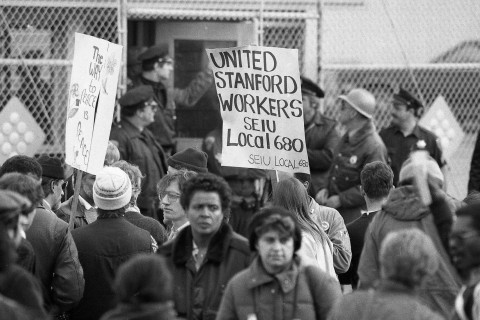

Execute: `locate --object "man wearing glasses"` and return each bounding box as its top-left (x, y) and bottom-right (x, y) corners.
top-left (132, 46), bottom-right (213, 154)
top-left (110, 85), bottom-right (168, 220)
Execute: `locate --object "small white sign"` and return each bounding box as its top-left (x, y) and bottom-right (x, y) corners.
top-left (206, 46), bottom-right (309, 174)
top-left (65, 33), bottom-right (122, 175)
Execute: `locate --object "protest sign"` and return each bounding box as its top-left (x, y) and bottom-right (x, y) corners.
top-left (206, 46), bottom-right (309, 174)
top-left (65, 33), bottom-right (122, 175)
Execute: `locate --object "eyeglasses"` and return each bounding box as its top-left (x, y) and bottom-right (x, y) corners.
top-left (159, 58), bottom-right (174, 65)
top-left (144, 100), bottom-right (158, 111)
top-left (160, 192), bottom-right (181, 203)
top-left (450, 230), bottom-right (480, 243)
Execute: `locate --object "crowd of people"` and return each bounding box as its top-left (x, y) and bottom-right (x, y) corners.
top-left (0, 44), bottom-right (479, 320)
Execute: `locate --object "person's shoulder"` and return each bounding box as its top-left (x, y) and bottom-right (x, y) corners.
top-left (229, 231), bottom-right (250, 256)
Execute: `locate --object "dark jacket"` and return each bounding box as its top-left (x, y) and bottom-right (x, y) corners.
top-left (132, 72), bottom-right (213, 149)
top-left (380, 124), bottom-right (444, 186)
top-left (100, 301), bottom-right (178, 320)
top-left (125, 208), bottom-right (168, 245)
top-left (216, 256), bottom-right (341, 320)
top-left (327, 121), bottom-right (388, 224)
top-left (71, 217), bottom-right (153, 320)
top-left (308, 199), bottom-right (351, 274)
top-left (56, 196), bottom-right (97, 229)
top-left (110, 119), bottom-right (167, 214)
top-left (0, 293), bottom-right (32, 320)
top-left (158, 223), bottom-right (250, 320)
top-left (26, 204), bottom-right (84, 315)
top-left (328, 280), bottom-right (443, 320)
top-left (16, 238), bottom-right (36, 274)
top-left (358, 186), bottom-right (461, 319)
top-left (305, 113), bottom-right (341, 193)
top-left (0, 264), bottom-right (47, 319)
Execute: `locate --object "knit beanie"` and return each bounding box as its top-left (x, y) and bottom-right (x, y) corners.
top-left (399, 155), bottom-right (444, 185)
top-left (93, 167), bottom-right (132, 210)
top-left (167, 148), bottom-right (208, 173)
top-left (36, 154), bottom-right (64, 179)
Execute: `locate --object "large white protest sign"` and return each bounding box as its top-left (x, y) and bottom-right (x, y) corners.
top-left (206, 46), bottom-right (309, 174)
top-left (65, 33), bottom-right (122, 175)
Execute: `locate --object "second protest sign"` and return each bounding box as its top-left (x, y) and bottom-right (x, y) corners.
top-left (207, 45), bottom-right (309, 174)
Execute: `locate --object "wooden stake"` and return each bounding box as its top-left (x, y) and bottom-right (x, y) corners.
top-left (68, 170), bottom-right (83, 232)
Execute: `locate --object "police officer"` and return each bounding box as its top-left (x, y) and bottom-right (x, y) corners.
top-left (302, 77), bottom-right (341, 195)
top-left (110, 85), bottom-right (168, 220)
top-left (132, 46), bottom-right (213, 154)
top-left (316, 88), bottom-right (388, 224)
top-left (380, 88), bottom-right (444, 186)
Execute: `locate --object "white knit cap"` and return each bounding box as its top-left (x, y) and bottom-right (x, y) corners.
top-left (93, 166), bottom-right (132, 210)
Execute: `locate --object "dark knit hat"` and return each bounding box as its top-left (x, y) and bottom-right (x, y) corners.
top-left (93, 167), bottom-right (132, 210)
top-left (167, 148), bottom-right (208, 173)
top-left (0, 190), bottom-right (31, 228)
top-left (36, 155), bottom-right (64, 179)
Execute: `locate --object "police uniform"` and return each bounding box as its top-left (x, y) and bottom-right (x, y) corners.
top-left (327, 121), bottom-right (388, 224)
top-left (301, 77), bottom-right (341, 194)
top-left (380, 124), bottom-right (444, 186)
top-left (380, 88), bottom-right (444, 186)
top-left (110, 86), bottom-right (168, 219)
top-left (131, 46), bottom-right (213, 151)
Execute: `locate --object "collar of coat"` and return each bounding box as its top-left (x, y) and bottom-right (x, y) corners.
top-left (344, 120), bottom-right (376, 146)
top-left (246, 256), bottom-right (300, 294)
top-left (171, 222), bottom-right (234, 265)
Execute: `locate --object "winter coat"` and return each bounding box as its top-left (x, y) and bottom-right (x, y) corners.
top-left (56, 196), bottom-right (97, 229)
top-left (327, 121), bottom-right (388, 224)
top-left (101, 301), bottom-right (178, 320)
top-left (305, 112), bottom-right (341, 194)
top-left (358, 185), bottom-right (461, 319)
top-left (125, 207), bottom-right (168, 245)
top-left (328, 280), bottom-right (443, 320)
top-left (158, 222), bottom-right (251, 320)
top-left (71, 217), bottom-right (153, 320)
top-left (216, 256), bottom-right (341, 320)
top-left (0, 264), bottom-right (47, 319)
top-left (110, 119), bottom-right (167, 215)
top-left (308, 198), bottom-right (351, 274)
top-left (25, 204), bottom-right (84, 315)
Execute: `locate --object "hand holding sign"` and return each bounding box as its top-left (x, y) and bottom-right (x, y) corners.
top-left (206, 46), bottom-right (309, 174)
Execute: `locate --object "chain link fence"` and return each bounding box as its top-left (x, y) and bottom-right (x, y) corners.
top-left (0, 0), bottom-right (477, 198)
top-left (320, 0), bottom-right (480, 199)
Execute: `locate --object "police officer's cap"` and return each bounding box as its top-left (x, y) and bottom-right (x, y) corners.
top-left (394, 87), bottom-right (422, 110)
top-left (137, 45), bottom-right (168, 62)
top-left (118, 85), bottom-right (154, 107)
top-left (301, 77), bottom-right (324, 98)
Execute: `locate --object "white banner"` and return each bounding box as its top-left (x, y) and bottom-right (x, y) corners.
top-left (65, 33), bottom-right (122, 175)
top-left (206, 46), bottom-right (309, 174)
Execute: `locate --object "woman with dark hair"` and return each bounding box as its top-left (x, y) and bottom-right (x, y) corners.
top-left (272, 177), bottom-right (336, 278)
top-left (216, 207), bottom-right (341, 320)
top-left (101, 254), bottom-right (177, 320)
